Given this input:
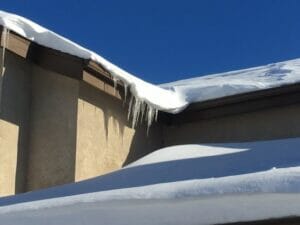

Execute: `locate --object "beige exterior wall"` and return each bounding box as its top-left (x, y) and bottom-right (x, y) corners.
top-left (0, 51), bottom-right (31, 196)
top-left (26, 66), bottom-right (79, 191)
top-left (164, 103), bottom-right (300, 145)
top-left (75, 82), bottom-right (163, 181)
top-left (0, 120), bottom-right (19, 196)
top-left (25, 66), bottom-right (163, 189)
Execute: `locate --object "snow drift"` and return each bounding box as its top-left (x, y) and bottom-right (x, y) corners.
top-left (1, 138), bottom-right (300, 224)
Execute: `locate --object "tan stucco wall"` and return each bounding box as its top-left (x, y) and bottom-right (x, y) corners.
top-left (163, 103), bottom-right (300, 145)
top-left (0, 51), bottom-right (31, 196)
top-left (75, 82), bottom-right (163, 181)
top-left (19, 61), bottom-right (162, 191)
top-left (0, 120), bottom-right (19, 196)
top-left (26, 65), bottom-right (79, 191)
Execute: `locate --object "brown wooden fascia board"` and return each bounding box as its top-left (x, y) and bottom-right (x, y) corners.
top-left (85, 60), bottom-right (112, 79)
top-left (0, 25), bottom-right (84, 79)
top-left (0, 26), bottom-right (31, 58)
top-left (82, 70), bottom-right (123, 100)
top-left (27, 42), bottom-right (84, 80)
top-left (0, 26), bottom-right (125, 99)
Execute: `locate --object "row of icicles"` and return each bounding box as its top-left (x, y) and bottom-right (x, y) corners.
top-left (113, 78), bottom-right (159, 132)
top-left (0, 27), bottom-right (158, 131)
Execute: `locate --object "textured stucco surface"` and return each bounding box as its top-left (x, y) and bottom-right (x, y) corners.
top-left (163, 103), bottom-right (300, 145)
top-left (26, 65), bottom-right (79, 191)
top-left (0, 51), bottom-right (31, 196)
top-left (0, 120), bottom-right (18, 196)
top-left (75, 82), bottom-right (163, 181)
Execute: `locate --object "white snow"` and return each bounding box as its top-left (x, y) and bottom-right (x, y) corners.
top-left (1, 138), bottom-right (300, 224)
top-left (2, 10), bottom-right (300, 123)
top-left (161, 58), bottom-right (300, 103)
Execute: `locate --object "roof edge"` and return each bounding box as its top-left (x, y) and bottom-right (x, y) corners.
top-left (2, 25), bottom-right (300, 124)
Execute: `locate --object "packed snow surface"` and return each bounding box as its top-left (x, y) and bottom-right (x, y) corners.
top-left (1, 138), bottom-right (300, 224)
top-left (1, 10), bottom-right (300, 118)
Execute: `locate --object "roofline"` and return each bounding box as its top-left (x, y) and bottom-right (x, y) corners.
top-left (163, 82), bottom-right (300, 124)
top-left (0, 26), bottom-right (126, 101)
top-left (1, 25), bottom-right (300, 124)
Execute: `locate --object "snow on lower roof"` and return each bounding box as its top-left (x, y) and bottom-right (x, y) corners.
top-left (161, 58), bottom-right (300, 104)
top-left (1, 138), bottom-right (300, 224)
top-left (1, 10), bottom-right (300, 119)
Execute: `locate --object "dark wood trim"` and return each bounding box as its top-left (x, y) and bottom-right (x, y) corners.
top-left (82, 70), bottom-right (124, 100)
top-left (0, 26), bottom-right (31, 58)
top-left (26, 42), bottom-right (84, 80)
top-left (0, 25), bottom-right (125, 99)
top-left (186, 82), bottom-right (300, 112)
top-left (83, 60), bottom-right (126, 100)
top-left (85, 60), bottom-right (112, 80)
top-left (0, 26), bottom-right (84, 80)
top-left (166, 84), bottom-right (300, 124)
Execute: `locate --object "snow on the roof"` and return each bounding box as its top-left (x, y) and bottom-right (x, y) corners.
top-left (0, 10), bottom-right (187, 119)
top-left (1, 10), bottom-right (300, 122)
top-left (1, 138), bottom-right (300, 224)
top-left (161, 58), bottom-right (300, 103)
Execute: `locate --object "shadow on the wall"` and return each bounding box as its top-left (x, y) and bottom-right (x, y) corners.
top-left (0, 53), bottom-right (162, 196)
top-left (122, 122), bottom-right (163, 166)
top-left (78, 82), bottom-right (128, 141)
top-left (80, 81), bottom-right (164, 167)
top-left (0, 52), bottom-right (32, 194)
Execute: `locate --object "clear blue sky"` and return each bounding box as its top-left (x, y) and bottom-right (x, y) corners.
top-left (1, 0), bottom-right (300, 84)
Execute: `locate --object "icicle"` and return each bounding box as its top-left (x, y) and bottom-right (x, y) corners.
top-left (125, 90), bottom-right (159, 131)
top-left (0, 27), bottom-right (9, 76)
top-left (154, 108), bottom-right (159, 122)
top-left (113, 77), bottom-right (118, 95)
top-left (127, 94), bottom-right (134, 120)
top-left (0, 27), bottom-right (9, 112)
top-left (123, 83), bottom-right (128, 105)
top-left (131, 98), bottom-right (142, 128)
top-left (146, 105), bottom-right (155, 133)
top-left (139, 102), bottom-right (146, 124)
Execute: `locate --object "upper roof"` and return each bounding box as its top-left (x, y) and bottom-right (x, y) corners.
top-left (0, 10), bottom-right (187, 115)
top-left (1, 10), bottom-right (300, 117)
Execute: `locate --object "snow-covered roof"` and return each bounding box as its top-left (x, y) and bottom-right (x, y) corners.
top-left (1, 138), bottom-right (300, 224)
top-left (161, 58), bottom-right (300, 104)
top-left (1, 10), bottom-right (300, 120)
top-left (0, 10), bottom-right (187, 117)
